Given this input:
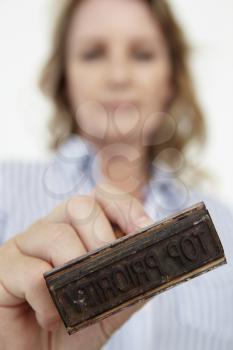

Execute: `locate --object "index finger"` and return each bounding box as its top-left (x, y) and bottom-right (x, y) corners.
top-left (90, 182), bottom-right (153, 234)
top-left (45, 184), bottom-right (153, 240)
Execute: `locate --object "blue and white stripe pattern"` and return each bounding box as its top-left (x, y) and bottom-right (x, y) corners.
top-left (0, 134), bottom-right (233, 349)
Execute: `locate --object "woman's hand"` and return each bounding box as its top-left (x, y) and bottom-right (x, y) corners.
top-left (0, 183), bottom-right (153, 350)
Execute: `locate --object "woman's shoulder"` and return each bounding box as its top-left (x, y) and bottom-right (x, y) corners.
top-left (0, 159), bottom-right (54, 243)
top-left (0, 158), bottom-right (50, 174)
top-left (0, 158), bottom-right (56, 210)
top-left (0, 157), bottom-right (73, 202)
top-left (0, 159), bottom-right (51, 193)
top-left (0, 158), bottom-right (50, 173)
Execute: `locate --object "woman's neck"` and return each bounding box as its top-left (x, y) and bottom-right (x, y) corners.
top-left (91, 140), bottom-right (150, 203)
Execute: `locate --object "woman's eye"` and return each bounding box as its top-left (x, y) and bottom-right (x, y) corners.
top-left (81, 50), bottom-right (103, 60)
top-left (79, 50), bottom-right (155, 61)
top-left (134, 52), bottom-right (155, 61)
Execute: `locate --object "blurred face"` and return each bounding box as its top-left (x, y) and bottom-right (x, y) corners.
top-left (65, 0), bottom-right (173, 146)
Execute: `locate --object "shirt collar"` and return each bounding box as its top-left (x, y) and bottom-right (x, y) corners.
top-left (54, 134), bottom-right (95, 171)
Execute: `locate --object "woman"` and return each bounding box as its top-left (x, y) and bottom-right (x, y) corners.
top-left (0, 0), bottom-right (232, 349)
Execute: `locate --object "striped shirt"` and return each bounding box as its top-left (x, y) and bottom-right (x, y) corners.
top-left (0, 134), bottom-right (233, 349)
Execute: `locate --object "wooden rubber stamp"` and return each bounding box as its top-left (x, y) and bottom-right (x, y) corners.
top-left (44, 202), bottom-right (227, 335)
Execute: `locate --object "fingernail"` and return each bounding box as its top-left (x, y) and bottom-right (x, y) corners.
top-left (135, 215), bottom-right (153, 229)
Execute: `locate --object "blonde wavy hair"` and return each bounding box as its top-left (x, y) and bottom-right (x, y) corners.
top-left (39, 0), bottom-right (210, 187)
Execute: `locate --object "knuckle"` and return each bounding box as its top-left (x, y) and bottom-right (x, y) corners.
top-left (70, 194), bottom-right (95, 207)
top-left (66, 195), bottom-right (99, 223)
top-left (51, 222), bottom-right (76, 241)
top-left (20, 218), bottom-right (48, 240)
top-left (28, 217), bottom-right (45, 232)
top-left (96, 182), bottom-right (131, 202)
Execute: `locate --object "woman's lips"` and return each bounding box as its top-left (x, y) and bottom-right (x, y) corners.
top-left (101, 101), bottom-right (137, 113)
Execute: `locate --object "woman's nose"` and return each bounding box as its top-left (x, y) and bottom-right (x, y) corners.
top-left (106, 55), bottom-right (132, 88)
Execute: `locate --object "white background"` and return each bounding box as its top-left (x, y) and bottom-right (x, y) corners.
top-left (0, 0), bottom-right (232, 208)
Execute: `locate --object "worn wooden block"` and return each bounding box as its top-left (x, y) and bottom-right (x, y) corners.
top-left (44, 201), bottom-right (227, 335)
